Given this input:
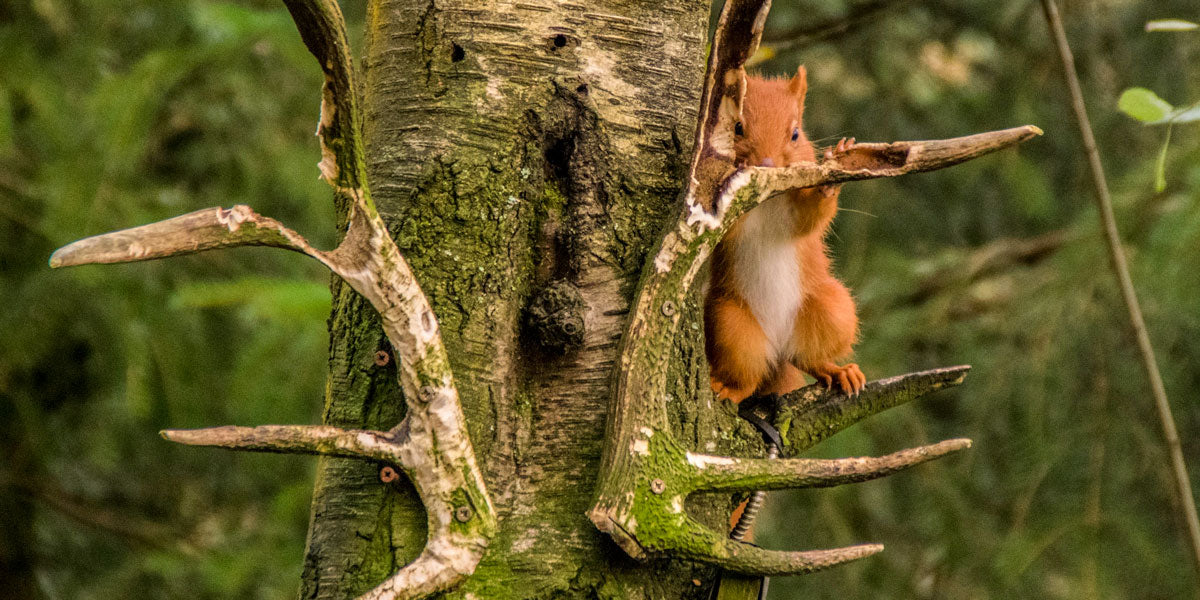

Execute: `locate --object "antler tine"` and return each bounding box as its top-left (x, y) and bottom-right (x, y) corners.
top-left (687, 439), bottom-right (973, 493)
top-left (358, 541), bottom-right (491, 600)
top-left (750, 126), bottom-right (1044, 196)
top-left (160, 425), bottom-right (406, 463)
top-left (702, 540), bottom-right (884, 577)
top-left (649, 516), bottom-right (883, 576)
top-left (48, 205), bottom-right (324, 268)
top-left (741, 366), bottom-right (972, 453)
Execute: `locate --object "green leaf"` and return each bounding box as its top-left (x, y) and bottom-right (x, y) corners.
top-left (1155, 124), bottom-right (1172, 193)
top-left (1146, 19), bottom-right (1199, 32)
top-left (1118, 88), bottom-right (1174, 123)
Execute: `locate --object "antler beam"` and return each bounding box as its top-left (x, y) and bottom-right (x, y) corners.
top-left (49, 1), bottom-right (495, 599)
top-left (589, 0), bottom-right (1038, 576)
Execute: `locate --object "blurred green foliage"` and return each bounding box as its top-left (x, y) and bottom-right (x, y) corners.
top-left (1116, 21), bottom-right (1198, 192)
top-left (2, 0), bottom-right (1199, 599)
top-left (753, 1), bottom-right (1200, 599)
top-left (0, 1), bottom-right (349, 597)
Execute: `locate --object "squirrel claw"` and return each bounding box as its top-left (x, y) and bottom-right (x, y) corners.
top-left (805, 362), bottom-right (865, 396)
top-left (824, 137), bottom-right (857, 161)
top-left (711, 376), bottom-right (754, 404)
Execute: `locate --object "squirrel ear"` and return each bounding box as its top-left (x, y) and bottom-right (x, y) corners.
top-left (789, 65), bottom-right (808, 111)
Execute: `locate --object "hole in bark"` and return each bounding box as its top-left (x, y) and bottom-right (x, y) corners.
top-left (575, 83), bottom-right (588, 95)
top-left (451, 42), bottom-right (465, 62)
top-left (553, 34), bottom-right (568, 47)
top-left (545, 134), bottom-right (575, 184)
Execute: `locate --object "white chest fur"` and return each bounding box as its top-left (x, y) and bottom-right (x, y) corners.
top-left (730, 195), bottom-right (804, 361)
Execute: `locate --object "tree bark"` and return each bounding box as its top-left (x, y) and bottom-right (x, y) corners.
top-left (303, 1), bottom-right (731, 597)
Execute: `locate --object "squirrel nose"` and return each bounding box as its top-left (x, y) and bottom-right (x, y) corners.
top-left (759, 158), bottom-right (775, 167)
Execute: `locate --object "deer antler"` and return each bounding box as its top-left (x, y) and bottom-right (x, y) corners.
top-left (49, 2), bottom-right (495, 599)
top-left (587, 0), bottom-right (1038, 575)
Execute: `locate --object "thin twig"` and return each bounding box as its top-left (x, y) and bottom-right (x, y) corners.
top-left (1039, 0), bottom-right (1200, 577)
top-left (762, 0), bottom-right (913, 53)
top-left (19, 482), bottom-right (187, 552)
top-left (901, 230), bottom-right (1074, 306)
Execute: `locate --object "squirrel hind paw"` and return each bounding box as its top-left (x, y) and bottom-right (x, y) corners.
top-left (710, 376), bottom-right (755, 404)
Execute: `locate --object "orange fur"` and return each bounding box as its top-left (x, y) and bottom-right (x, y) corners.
top-left (727, 497), bottom-right (757, 541)
top-left (705, 66), bottom-right (865, 402)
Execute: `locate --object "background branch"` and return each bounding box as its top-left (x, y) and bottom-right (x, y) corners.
top-left (900, 230), bottom-right (1073, 306)
top-left (761, 0), bottom-right (913, 52)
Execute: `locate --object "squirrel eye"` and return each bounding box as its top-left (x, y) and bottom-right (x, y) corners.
top-left (791, 128), bottom-right (800, 142)
top-left (734, 122), bottom-right (744, 136)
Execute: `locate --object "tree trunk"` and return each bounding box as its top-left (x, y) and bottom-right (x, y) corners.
top-left (302, 1), bottom-right (741, 597)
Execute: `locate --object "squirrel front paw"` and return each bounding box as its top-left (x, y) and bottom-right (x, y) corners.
top-left (804, 362), bottom-right (866, 396)
top-left (710, 376), bottom-right (755, 404)
top-left (823, 136), bottom-right (856, 161)
top-left (813, 137), bottom-right (856, 196)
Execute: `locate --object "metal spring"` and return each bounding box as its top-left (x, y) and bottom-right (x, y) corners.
top-left (729, 441), bottom-right (779, 541)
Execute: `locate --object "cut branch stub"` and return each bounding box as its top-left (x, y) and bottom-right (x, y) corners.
top-left (48, 1), bottom-right (495, 599)
top-left (589, 0), bottom-right (1035, 579)
top-left (281, 0), bottom-right (365, 196)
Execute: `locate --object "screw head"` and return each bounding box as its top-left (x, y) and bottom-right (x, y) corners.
top-left (379, 466), bottom-right (399, 483)
top-left (454, 506), bottom-right (473, 522)
top-left (661, 301), bottom-right (677, 317)
top-left (373, 350), bottom-right (391, 366)
top-left (650, 478), bottom-right (666, 494)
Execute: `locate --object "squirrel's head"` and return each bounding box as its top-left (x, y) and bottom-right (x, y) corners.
top-left (734, 65), bottom-right (816, 168)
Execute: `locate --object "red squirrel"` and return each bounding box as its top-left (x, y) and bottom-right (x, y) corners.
top-left (705, 66), bottom-right (866, 403)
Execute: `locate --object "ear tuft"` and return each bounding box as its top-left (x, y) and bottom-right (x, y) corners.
top-left (789, 65), bottom-right (808, 113)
